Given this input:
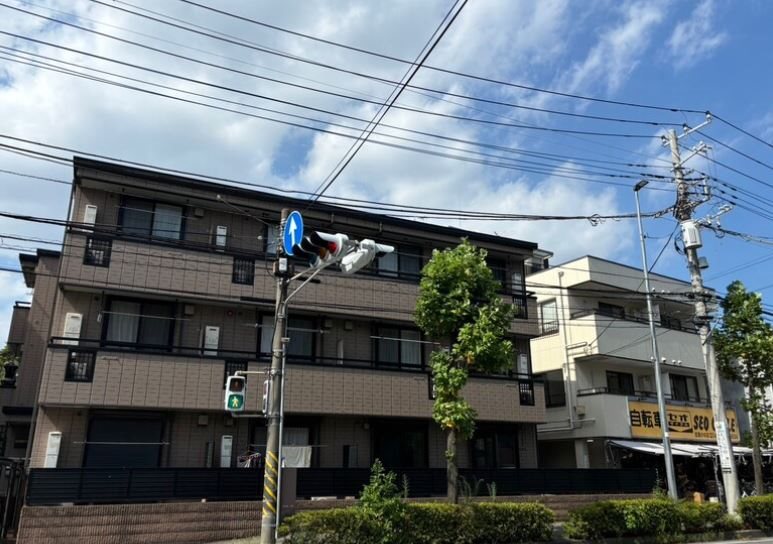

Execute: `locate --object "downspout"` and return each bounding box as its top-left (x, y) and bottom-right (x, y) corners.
top-left (559, 271), bottom-right (575, 431)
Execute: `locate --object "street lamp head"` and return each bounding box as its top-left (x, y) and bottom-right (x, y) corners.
top-left (634, 180), bottom-right (649, 192)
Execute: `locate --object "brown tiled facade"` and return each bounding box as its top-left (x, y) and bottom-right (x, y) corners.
top-left (22, 157), bottom-right (548, 473)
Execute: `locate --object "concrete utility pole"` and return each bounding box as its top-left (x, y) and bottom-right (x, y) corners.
top-left (634, 180), bottom-right (678, 500)
top-left (261, 208), bottom-right (289, 544)
top-left (667, 124), bottom-right (740, 514)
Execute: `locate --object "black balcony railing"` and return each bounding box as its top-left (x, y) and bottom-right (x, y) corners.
top-left (27, 467), bottom-right (656, 505)
top-left (570, 309), bottom-right (697, 334)
top-left (576, 387), bottom-right (709, 404)
top-left (48, 337), bottom-right (539, 385)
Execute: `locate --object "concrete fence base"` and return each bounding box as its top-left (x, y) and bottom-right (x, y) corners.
top-left (17, 493), bottom-right (650, 544)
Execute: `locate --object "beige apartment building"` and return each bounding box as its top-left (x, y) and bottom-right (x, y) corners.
top-left (530, 255), bottom-right (740, 469)
top-left (23, 157), bottom-right (547, 475)
top-left (1, 250), bottom-right (60, 459)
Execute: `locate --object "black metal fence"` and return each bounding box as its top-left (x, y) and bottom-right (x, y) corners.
top-left (27, 467), bottom-right (655, 505)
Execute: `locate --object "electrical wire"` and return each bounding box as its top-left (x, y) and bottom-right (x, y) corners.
top-left (0, 42), bottom-right (677, 181)
top-left (307, 0), bottom-right (468, 204)
top-left (169, 0), bottom-right (706, 114)
top-left (0, 9), bottom-right (660, 140)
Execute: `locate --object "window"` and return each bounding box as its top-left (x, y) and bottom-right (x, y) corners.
top-left (232, 257), bottom-right (255, 285)
top-left (514, 337), bottom-right (531, 376)
top-left (83, 237), bottom-right (112, 267)
top-left (512, 294), bottom-right (528, 319)
top-left (376, 245), bottom-right (422, 280)
top-left (607, 371), bottom-right (635, 395)
top-left (661, 315), bottom-right (682, 330)
top-left (544, 370), bottom-right (566, 407)
top-left (265, 224), bottom-right (280, 255)
top-left (540, 300), bottom-right (559, 334)
top-left (374, 326), bottom-right (423, 368)
top-left (488, 257), bottom-right (507, 286)
top-left (671, 374), bottom-right (700, 402)
top-left (260, 315), bottom-right (316, 361)
top-left (224, 360), bottom-right (248, 388)
top-left (119, 197), bottom-right (183, 240)
top-left (10, 424), bottom-right (29, 450)
top-left (65, 350), bottom-right (96, 382)
top-left (372, 420), bottom-right (427, 468)
top-left (599, 302), bottom-right (625, 319)
top-left (511, 262), bottom-right (525, 293)
top-left (104, 299), bottom-right (176, 348)
top-left (471, 427), bottom-right (519, 468)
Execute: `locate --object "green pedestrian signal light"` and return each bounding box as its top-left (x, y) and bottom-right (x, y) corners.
top-left (224, 375), bottom-right (246, 412)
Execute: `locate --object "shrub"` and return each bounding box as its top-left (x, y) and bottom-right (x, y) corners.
top-left (280, 502), bottom-right (555, 544)
top-left (358, 459), bottom-right (405, 544)
top-left (677, 502), bottom-right (725, 533)
top-left (279, 508), bottom-right (381, 544)
top-left (565, 499), bottom-right (732, 541)
top-left (740, 495), bottom-right (773, 530)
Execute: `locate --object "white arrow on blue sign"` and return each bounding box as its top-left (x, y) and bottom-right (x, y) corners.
top-left (282, 210), bottom-right (304, 256)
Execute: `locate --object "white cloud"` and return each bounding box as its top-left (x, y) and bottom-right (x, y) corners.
top-left (558, 0), bottom-right (667, 95)
top-left (0, 0), bottom-right (681, 342)
top-left (667, 0), bottom-right (727, 70)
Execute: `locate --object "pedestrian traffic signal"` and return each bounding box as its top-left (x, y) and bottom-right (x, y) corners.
top-left (295, 231), bottom-right (350, 268)
top-left (224, 375), bottom-right (246, 412)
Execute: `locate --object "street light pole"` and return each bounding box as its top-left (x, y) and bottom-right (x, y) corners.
top-left (634, 180), bottom-right (678, 500)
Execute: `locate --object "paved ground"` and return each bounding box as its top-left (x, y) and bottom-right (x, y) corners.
top-left (704, 540), bottom-right (773, 544)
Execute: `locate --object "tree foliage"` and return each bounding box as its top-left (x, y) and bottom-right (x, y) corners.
top-left (714, 280), bottom-right (773, 494)
top-left (415, 240), bottom-right (515, 501)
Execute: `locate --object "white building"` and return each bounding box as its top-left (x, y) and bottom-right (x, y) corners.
top-left (529, 255), bottom-right (740, 469)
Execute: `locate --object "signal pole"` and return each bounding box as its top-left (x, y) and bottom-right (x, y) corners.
top-left (666, 122), bottom-right (739, 514)
top-left (261, 208), bottom-right (289, 544)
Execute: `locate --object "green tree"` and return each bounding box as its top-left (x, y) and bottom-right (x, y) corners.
top-left (415, 240), bottom-right (514, 503)
top-left (714, 280), bottom-right (773, 496)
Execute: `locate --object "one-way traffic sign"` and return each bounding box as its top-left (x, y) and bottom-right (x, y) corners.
top-left (282, 210), bottom-right (303, 256)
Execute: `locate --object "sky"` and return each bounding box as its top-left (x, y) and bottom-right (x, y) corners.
top-left (0, 0), bottom-right (772, 339)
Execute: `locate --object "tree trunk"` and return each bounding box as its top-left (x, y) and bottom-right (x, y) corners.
top-left (446, 427), bottom-right (458, 503)
top-left (752, 410), bottom-right (765, 496)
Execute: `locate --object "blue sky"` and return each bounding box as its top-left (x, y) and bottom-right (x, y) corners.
top-left (0, 0), bottom-right (771, 338)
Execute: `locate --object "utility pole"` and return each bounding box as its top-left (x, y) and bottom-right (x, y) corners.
top-left (634, 180), bottom-right (678, 500)
top-left (260, 208), bottom-right (289, 544)
top-left (667, 123), bottom-right (740, 514)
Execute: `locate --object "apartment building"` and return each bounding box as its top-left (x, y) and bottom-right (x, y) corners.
top-left (529, 255), bottom-right (740, 469)
top-left (25, 157), bottom-right (546, 475)
top-left (0, 250), bottom-right (60, 459)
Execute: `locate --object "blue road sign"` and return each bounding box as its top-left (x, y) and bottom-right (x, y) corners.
top-left (283, 210), bottom-right (304, 256)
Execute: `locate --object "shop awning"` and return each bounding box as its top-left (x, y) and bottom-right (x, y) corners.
top-left (608, 439), bottom-right (693, 456)
top-left (609, 439), bottom-right (753, 457)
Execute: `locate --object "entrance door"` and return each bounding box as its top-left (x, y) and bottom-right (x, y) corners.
top-left (83, 415), bottom-right (164, 468)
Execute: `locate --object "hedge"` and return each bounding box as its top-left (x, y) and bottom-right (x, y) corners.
top-left (564, 499), bottom-right (738, 541)
top-left (740, 495), bottom-right (773, 530)
top-left (280, 502), bottom-right (554, 544)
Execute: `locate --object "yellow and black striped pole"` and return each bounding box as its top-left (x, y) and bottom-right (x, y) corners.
top-left (260, 209), bottom-right (289, 544)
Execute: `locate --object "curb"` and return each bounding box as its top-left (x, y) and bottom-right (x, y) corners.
top-left (550, 528), bottom-right (771, 543)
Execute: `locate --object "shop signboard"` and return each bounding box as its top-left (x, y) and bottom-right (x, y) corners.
top-left (628, 401), bottom-right (740, 443)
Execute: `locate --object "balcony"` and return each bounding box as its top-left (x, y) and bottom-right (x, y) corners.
top-left (576, 387), bottom-right (710, 407)
top-left (42, 340), bottom-right (544, 423)
top-left (59, 232), bottom-right (539, 334)
top-left (566, 309), bottom-right (704, 369)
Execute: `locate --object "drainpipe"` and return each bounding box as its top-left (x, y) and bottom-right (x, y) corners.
top-left (558, 271), bottom-right (575, 431)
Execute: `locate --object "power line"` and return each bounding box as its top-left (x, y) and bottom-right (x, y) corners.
top-left (696, 130), bottom-right (773, 172)
top-left (0, 7), bottom-right (660, 140)
top-left (0, 44), bottom-right (676, 182)
top-left (19, 0), bottom-right (686, 130)
top-left (0, 46), bottom-right (682, 191)
top-left (171, 0), bottom-right (706, 114)
top-left (307, 0), bottom-right (468, 204)
top-left (713, 113), bottom-right (773, 152)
